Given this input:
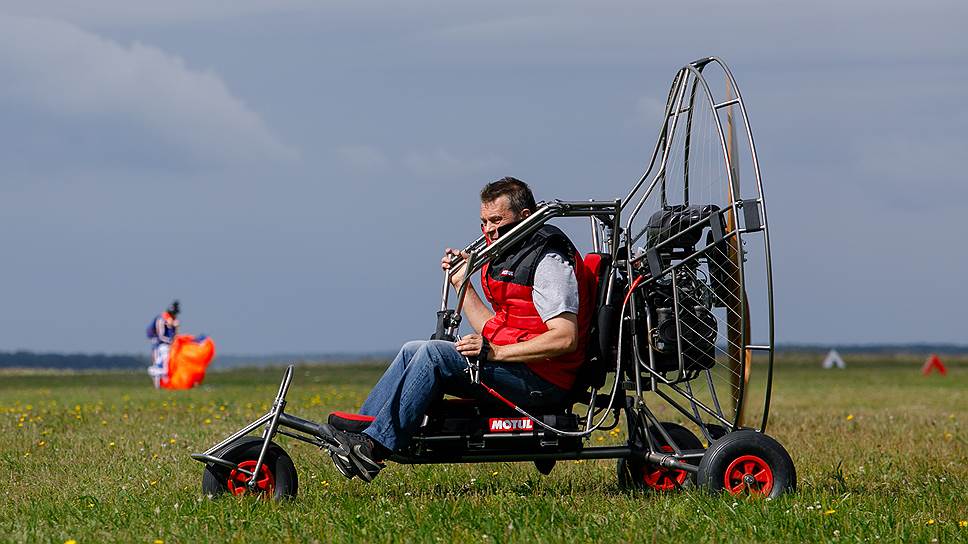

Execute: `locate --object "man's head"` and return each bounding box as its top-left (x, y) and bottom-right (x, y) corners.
top-left (167, 300), bottom-right (180, 318)
top-left (479, 177), bottom-right (536, 241)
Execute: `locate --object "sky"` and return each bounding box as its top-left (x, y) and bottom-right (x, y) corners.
top-left (1, 1), bottom-right (965, 355)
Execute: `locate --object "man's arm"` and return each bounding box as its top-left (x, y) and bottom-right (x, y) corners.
top-left (455, 251), bottom-right (580, 361)
top-left (456, 286), bottom-right (493, 334)
top-left (495, 313), bottom-right (578, 361)
top-left (442, 248), bottom-right (494, 334)
top-left (454, 313), bottom-right (579, 361)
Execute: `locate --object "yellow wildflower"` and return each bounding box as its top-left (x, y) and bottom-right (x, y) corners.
top-left (846, 414), bottom-right (854, 421)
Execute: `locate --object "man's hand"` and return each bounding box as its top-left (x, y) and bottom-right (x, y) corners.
top-left (440, 248), bottom-right (494, 335)
top-left (455, 334), bottom-right (488, 358)
top-left (441, 248), bottom-right (469, 288)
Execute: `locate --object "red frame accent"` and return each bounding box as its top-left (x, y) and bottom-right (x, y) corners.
top-left (227, 460), bottom-right (276, 496)
top-left (479, 381), bottom-right (520, 411)
top-left (724, 454), bottom-right (774, 495)
top-left (622, 275), bottom-right (645, 308)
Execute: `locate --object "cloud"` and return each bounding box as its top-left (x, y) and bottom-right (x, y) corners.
top-left (0, 14), bottom-right (296, 165)
top-left (403, 148), bottom-right (507, 179)
top-left (633, 96), bottom-right (666, 126)
top-left (0, 1), bottom-right (319, 26)
top-left (855, 136), bottom-right (967, 211)
top-left (334, 145), bottom-right (389, 173)
top-left (421, 1), bottom-right (968, 67)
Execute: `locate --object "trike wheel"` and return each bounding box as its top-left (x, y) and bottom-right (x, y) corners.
top-left (201, 437), bottom-right (298, 500)
top-left (696, 430), bottom-right (795, 498)
top-left (704, 424), bottom-right (729, 441)
top-left (617, 422), bottom-right (702, 491)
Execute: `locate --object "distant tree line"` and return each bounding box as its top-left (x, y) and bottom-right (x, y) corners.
top-left (0, 351), bottom-right (148, 370)
top-left (777, 343), bottom-right (968, 355)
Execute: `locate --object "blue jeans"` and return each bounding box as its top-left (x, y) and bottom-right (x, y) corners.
top-left (359, 340), bottom-right (567, 452)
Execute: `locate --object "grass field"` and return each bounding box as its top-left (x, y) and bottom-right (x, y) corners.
top-left (2, 356), bottom-right (966, 543)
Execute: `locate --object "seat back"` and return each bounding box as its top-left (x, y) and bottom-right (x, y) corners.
top-left (568, 252), bottom-right (621, 399)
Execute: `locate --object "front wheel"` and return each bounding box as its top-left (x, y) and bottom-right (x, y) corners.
top-left (696, 430), bottom-right (795, 498)
top-left (201, 437), bottom-right (298, 500)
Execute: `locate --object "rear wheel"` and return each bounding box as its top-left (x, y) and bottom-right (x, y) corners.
top-left (617, 422), bottom-right (703, 491)
top-left (704, 424), bottom-right (729, 441)
top-left (696, 430), bottom-right (795, 497)
top-left (201, 437), bottom-right (298, 500)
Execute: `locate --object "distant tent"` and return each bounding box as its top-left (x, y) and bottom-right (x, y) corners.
top-left (921, 353), bottom-right (947, 376)
top-left (821, 349), bottom-right (846, 369)
top-left (161, 334), bottom-right (216, 389)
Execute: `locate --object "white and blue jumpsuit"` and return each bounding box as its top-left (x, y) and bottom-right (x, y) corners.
top-left (147, 312), bottom-right (178, 388)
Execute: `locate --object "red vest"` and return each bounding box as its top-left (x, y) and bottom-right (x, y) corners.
top-left (480, 225), bottom-right (591, 391)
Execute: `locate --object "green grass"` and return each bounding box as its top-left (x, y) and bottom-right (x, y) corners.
top-left (1, 357), bottom-right (966, 543)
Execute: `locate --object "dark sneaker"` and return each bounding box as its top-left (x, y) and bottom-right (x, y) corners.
top-left (316, 423), bottom-right (361, 480)
top-left (332, 430), bottom-right (385, 482)
top-left (330, 450), bottom-right (360, 479)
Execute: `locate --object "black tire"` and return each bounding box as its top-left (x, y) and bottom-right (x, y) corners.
top-left (617, 422), bottom-right (703, 491)
top-left (534, 459), bottom-right (556, 476)
top-left (704, 424), bottom-right (729, 441)
top-left (696, 430), bottom-right (795, 498)
top-left (201, 437), bottom-right (298, 500)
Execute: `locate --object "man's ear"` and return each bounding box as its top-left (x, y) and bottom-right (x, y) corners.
top-left (521, 209), bottom-right (532, 219)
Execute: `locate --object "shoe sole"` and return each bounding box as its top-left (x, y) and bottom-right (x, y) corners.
top-left (348, 444), bottom-right (383, 482)
top-left (330, 451), bottom-right (358, 479)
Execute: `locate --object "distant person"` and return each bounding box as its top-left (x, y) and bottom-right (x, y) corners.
top-left (147, 300), bottom-right (180, 388)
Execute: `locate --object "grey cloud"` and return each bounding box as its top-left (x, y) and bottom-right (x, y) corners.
top-left (334, 145), bottom-right (390, 173)
top-left (403, 149), bottom-right (508, 180)
top-left (0, 15), bottom-right (297, 165)
top-left (418, 1), bottom-right (967, 66)
top-left (633, 96), bottom-right (666, 127)
top-left (0, 1), bottom-right (319, 26)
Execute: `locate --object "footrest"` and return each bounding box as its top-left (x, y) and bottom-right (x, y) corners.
top-left (328, 411), bottom-right (375, 433)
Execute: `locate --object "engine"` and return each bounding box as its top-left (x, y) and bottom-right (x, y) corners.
top-left (637, 205), bottom-right (720, 374)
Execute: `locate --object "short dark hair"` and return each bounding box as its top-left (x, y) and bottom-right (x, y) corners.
top-left (480, 177), bottom-right (537, 214)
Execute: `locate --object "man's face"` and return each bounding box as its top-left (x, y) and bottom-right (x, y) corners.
top-left (480, 195), bottom-right (530, 241)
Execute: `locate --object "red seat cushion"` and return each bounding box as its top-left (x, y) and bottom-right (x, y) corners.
top-left (328, 411), bottom-right (374, 433)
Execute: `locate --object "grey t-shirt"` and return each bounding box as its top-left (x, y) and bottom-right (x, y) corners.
top-left (532, 252), bottom-right (580, 321)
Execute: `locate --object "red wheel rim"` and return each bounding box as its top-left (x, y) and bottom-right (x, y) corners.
top-left (227, 460), bottom-right (275, 496)
top-left (724, 454), bottom-right (773, 495)
top-left (641, 446), bottom-right (689, 491)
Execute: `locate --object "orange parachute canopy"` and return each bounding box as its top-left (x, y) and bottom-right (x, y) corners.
top-left (161, 334), bottom-right (216, 390)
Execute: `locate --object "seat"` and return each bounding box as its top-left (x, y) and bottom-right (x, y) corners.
top-left (328, 411), bottom-right (374, 433)
top-left (565, 251), bottom-right (622, 405)
top-left (328, 251), bottom-right (621, 435)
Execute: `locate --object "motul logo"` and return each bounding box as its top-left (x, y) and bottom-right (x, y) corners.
top-left (500, 270), bottom-right (515, 277)
top-left (488, 418), bottom-right (534, 432)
